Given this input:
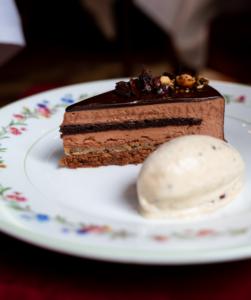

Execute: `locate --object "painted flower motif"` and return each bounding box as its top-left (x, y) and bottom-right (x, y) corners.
top-left (76, 228), bottom-right (88, 234)
top-left (76, 225), bottom-right (111, 234)
top-left (13, 114), bottom-right (24, 120)
top-left (21, 214), bottom-right (32, 220)
top-left (61, 94), bottom-right (74, 104)
top-left (87, 225), bottom-right (111, 233)
top-left (37, 104), bottom-right (51, 118)
top-left (196, 229), bottom-right (215, 236)
top-left (10, 127), bottom-right (22, 135)
top-left (6, 194), bottom-right (27, 201)
top-left (21, 127), bottom-right (27, 131)
top-left (0, 164), bottom-right (7, 169)
top-left (36, 214), bottom-right (49, 221)
top-left (235, 95), bottom-right (245, 102)
top-left (154, 236), bottom-right (169, 242)
top-left (43, 100), bottom-right (49, 104)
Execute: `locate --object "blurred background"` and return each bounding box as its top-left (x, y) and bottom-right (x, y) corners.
top-left (1, 0), bottom-right (251, 107)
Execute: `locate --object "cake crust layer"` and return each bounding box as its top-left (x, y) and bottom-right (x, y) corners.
top-left (60, 148), bottom-right (156, 168)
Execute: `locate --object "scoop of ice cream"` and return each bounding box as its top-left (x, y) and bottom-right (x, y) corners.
top-left (137, 135), bottom-right (245, 219)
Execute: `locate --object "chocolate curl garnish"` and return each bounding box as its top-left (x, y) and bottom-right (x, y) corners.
top-left (130, 77), bottom-right (140, 97)
top-left (157, 85), bottom-right (174, 96)
top-left (140, 65), bottom-right (153, 93)
top-left (115, 81), bottom-right (131, 98)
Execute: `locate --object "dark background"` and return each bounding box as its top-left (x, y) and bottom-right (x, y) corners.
top-left (1, 0), bottom-right (251, 107)
top-left (1, 231), bottom-right (251, 300)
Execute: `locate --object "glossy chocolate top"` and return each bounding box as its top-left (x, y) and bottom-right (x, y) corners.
top-left (66, 85), bottom-right (222, 112)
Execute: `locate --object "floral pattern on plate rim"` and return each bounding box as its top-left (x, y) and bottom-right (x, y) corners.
top-left (0, 93), bottom-right (249, 242)
top-left (0, 183), bottom-right (248, 241)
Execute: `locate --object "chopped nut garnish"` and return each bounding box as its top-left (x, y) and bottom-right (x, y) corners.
top-left (114, 65), bottom-right (211, 98)
top-left (169, 82), bottom-right (175, 90)
top-left (176, 74), bottom-right (196, 88)
top-left (197, 75), bottom-right (209, 86)
top-left (160, 76), bottom-right (170, 85)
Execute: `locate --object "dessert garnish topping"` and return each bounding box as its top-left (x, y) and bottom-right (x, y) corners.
top-left (115, 65), bottom-right (210, 98)
top-left (160, 76), bottom-right (170, 85)
top-left (115, 81), bottom-right (132, 98)
top-left (176, 74), bottom-right (196, 88)
top-left (130, 77), bottom-right (140, 97)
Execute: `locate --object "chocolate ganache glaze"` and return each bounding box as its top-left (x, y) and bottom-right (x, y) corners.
top-left (66, 85), bottom-right (222, 112)
top-left (66, 66), bottom-right (222, 112)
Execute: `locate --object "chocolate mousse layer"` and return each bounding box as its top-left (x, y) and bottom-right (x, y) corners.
top-left (60, 86), bottom-right (223, 136)
top-left (61, 96), bottom-right (225, 157)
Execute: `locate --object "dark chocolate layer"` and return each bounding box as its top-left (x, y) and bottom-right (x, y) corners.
top-left (66, 85), bottom-right (222, 112)
top-left (60, 117), bottom-right (202, 135)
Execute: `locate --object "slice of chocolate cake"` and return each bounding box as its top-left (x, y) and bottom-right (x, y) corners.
top-left (60, 66), bottom-right (225, 168)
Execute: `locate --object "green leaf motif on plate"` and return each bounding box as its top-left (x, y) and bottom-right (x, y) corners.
top-left (0, 96), bottom-right (78, 170)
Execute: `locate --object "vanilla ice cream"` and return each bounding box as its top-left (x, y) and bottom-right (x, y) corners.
top-left (137, 135), bottom-right (245, 219)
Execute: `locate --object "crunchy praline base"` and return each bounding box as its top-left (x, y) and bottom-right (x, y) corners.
top-left (60, 148), bottom-right (157, 168)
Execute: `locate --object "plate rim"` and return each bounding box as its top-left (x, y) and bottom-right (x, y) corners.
top-left (1, 79), bottom-right (251, 264)
top-left (1, 217), bottom-right (251, 265)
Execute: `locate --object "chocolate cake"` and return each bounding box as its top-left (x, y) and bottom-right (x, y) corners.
top-left (60, 66), bottom-right (225, 168)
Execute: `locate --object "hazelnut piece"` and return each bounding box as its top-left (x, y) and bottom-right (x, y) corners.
top-left (197, 75), bottom-right (209, 86)
top-left (160, 76), bottom-right (170, 85)
top-left (176, 74), bottom-right (196, 88)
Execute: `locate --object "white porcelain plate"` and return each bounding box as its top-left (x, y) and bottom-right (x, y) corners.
top-left (0, 79), bottom-right (251, 264)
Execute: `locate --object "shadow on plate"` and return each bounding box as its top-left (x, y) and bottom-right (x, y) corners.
top-left (121, 182), bottom-right (139, 214)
